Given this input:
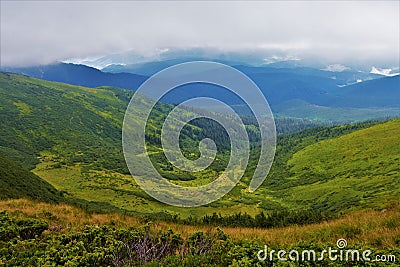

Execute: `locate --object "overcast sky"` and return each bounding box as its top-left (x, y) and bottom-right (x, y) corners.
top-left (1, 1), bottom-right (399, 67)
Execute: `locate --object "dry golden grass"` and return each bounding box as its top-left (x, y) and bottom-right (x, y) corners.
top-left (0, 198), bottom-right (142, 230)
top-left (220, 206), bottom-right (400, 248)
top-left (1, 199), bottom-right (398, 249)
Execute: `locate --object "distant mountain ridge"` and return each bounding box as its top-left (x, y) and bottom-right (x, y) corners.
top-left (335, 75), bottom-right (400, 108)
top-left (3, 62), bottom-right (399, 122)
top-left (1, 63), bottom-right (147, 90)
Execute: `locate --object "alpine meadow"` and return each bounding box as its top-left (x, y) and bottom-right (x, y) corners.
top-left (1, 1), bottom-right (399, 266)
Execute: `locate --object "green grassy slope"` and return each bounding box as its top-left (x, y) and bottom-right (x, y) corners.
top-left (0, 72), bottom-right (131, 171)
top-left (0, 155), bottom-right (138, 214)
top-left (0, 72), bottom-right (241, 217)
top-left (283, 119), bottom-right (400, 212)
top-left (0, 155), bottom-right (64, 203)
top-left (0, 72), bottom-right (232, 181)
top-left (1, 72), bottom-right (398, 219)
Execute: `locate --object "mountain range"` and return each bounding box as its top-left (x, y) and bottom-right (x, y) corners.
top-left (1, 63), bottom-right (146, 90)
top-left (3, 62), bottom-right (399, 122)
top-left (0, 72), bottom-right (399, 218)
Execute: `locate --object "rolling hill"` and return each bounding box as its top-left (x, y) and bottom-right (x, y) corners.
top-left (0, 155), bottom-right (64, 203)
top-left (284, 119), bottom-right (400, 211)
top-left (0, 72), bottom-right (132, 171)
top-left (0, 72), bottom-right (399, 220)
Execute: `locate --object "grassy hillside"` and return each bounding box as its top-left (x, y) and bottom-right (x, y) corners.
top-left (0, 72), bottom-right (133, 171)
top-left (284, 119), bottom-right (400, 212)
top-left (1, 72), bottom-right (399, 220)
top-left (0, 72), bottom-right (243, 180)
top-left (0, 72), bottom-right (252, 216)
top-left (0, 155), bottom-right (147, 215)
top-left (0, 155), bottom-right (64, 203)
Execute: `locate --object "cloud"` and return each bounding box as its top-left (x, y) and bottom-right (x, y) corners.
top-left (323, 64), bottom-right (350, 72)
top-left (1, 1), bottom-right (399, 67)
top-left (370, 66), bottom-right (399, 76)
